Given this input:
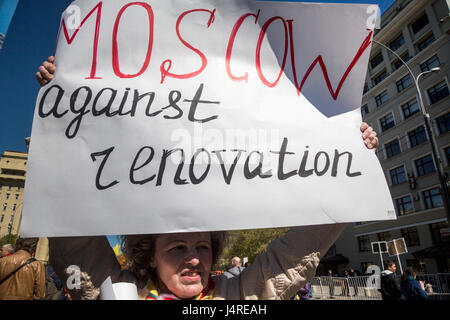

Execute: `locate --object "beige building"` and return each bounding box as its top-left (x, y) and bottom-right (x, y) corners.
top-left (0, 151), bottom-right (27, 238)
top-left (0, 143), bottom-right (49, 262)
top-left (320, 0), bottom-right (450, 275)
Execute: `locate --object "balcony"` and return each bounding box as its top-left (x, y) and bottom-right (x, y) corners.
top-left (0, 169), bottom-right (26, 181)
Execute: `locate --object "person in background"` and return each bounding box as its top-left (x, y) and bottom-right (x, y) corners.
top-left (327, 269), bottom-right (336, 298)
top-left (0, 238), bottom-right (46, 300)
top-left (224, 256), bottom-right (245, 279)
top-left (342, 270), bottom-right (350, 297)
top-left (0, 244), bottom-right (15, 258)
top-left (349, 268), bottom-right (359, 296)
top-left (400, 267), bottom-right (428, 301)
top-left (380, 260), bottom-right (402, 300)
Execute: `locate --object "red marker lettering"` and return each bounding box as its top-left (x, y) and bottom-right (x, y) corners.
top-left (58, 2), bottom-right (103, 79)
top-left (160, 9), bottom-right (216, 84)
top-left (255, 16), bottom-right (289, 88)
top-left (287, 19), bottom-right (373, 100)
top-left (225, 10), bottom-right (260, 83)
top-left (112, 2), bottom-right (154, 79)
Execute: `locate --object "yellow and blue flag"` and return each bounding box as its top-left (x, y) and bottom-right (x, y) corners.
top-left (106, 235), bottom-right (122, 256)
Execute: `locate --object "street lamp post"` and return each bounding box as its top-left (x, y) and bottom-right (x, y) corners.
top-left (6, 202), bottom-right (22, 243)
top-left (7, 214), bottom-right (14, 243)
top-left (372, 40), bottom-right (450, 222)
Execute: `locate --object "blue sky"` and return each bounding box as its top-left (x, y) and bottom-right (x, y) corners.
top-left (0, 0), bottom-right (394, 153)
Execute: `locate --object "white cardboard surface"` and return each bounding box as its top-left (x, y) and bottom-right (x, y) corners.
top-left (21, 0), bottom-right (395, 237)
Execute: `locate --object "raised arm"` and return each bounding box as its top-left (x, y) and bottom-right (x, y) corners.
top-left (213, 223), bottom-right (347, 300)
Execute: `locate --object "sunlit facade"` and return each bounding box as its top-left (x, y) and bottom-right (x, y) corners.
top-left (321, 0), bottom-right (450, 275)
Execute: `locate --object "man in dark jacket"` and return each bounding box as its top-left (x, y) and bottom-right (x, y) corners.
top-left (349, 268), bottom-right (359, 296)
top-left (380, 260), bottom-right (402, 300)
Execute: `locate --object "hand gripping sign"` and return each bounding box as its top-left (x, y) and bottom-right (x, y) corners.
top-left (21, 0), bottom-right (395, 237)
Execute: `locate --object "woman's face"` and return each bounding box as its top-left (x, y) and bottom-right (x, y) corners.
top-left (153, 232), bottom-right (212, 299)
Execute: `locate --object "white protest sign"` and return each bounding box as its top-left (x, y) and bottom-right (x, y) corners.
top-left (21, 0), bottom-right (395, 237)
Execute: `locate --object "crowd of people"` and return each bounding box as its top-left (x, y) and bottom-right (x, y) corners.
top-left (1, 241), bottom-right (430, 301)
top-left (324, 268), bottom-right (360, 298)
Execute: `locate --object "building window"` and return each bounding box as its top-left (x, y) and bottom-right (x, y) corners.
top-left (436, 113), bottom-right (450, 134)
top-left (358, 235), bottom-right (371, 252)
top-left (390, 165), bottom-right (406, 185)
top-left (377, 231), bottom-right (393, 241)
top-left (393, 59), bottom-right (402, 71)
top-left (401, 99), bottom-right (420, 119)
top-left (1, 169), bottom-right (25, 177)
top-left (374, 70), bottom-right (388, 85)
top-left (389, 34), bottom-right (405, 51)
top-left (15, 194), bottom-right (19, 200)
top-left (429, 221), bottom-right (450, 244)
top-left (6, 193), bottom-right (9, 200)
top-left (396, 74), bottom-right (412, 92)
top-left (370, 52), bottom-right (383, 69)
top-left (380, 113), bottom-right (395, 132)
top-left (408, 126), bottom-right (428, 147)
top-left (420, 55), bottom-right (440, 72)
top-left (2, 203), bottom-right (6, 211)
top-left (415, 154), bottom-right (436, 176)
top-left (401, 227), bottom-right (420, 247)
top-left (427, 81), bottom-right (449, 104)
top-left (423, 187), bottom-right (443, 209)
top-left (385, 139), bottom-right (401, 158)
top-left (12, 204), bottom-right (16, 211)
top-left (361, 104), bottom-right (369, 117)
top-left (411, 13), bottom-right (429, 34)
top-left (445, 146), bottom-right (450, 165)
top-left (396, 195), bottom-right (414, 216)
top-left (0, 214), bottom-right (4, 223)
top-left (417, 34), bottom-right (435, 52)
top-left (375, 91), bottom-right (389, 107)
top-left (392, 52), bottom-right (410, 70)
